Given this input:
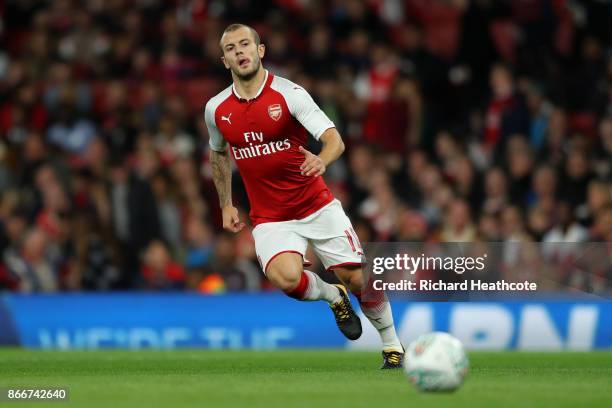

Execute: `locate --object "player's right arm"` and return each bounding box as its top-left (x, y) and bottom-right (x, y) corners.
top-left (210, 149), bottom-right (244, 232)
top-left (205, 101), bottom-right (245, 233)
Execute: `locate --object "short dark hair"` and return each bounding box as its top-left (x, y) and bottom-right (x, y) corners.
top-left (220, 23), bottom-right (261, 48)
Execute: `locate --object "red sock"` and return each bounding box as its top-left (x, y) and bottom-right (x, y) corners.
top-left (284, 271), bottom-right (309, 300)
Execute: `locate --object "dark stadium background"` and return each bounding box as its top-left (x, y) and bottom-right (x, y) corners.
top-left (0, 0), bottom-right (610, 294)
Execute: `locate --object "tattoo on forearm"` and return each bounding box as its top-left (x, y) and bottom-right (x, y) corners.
top-left (211, 150), bottom-right (232, 207)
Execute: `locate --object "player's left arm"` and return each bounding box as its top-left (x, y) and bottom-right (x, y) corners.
top-left (284, 81), bottom-right (343, 177)
top-left (299, 128), bottom-right (344, 177)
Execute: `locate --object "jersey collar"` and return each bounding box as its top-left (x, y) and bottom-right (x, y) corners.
top-left (232, 70), bottom-right (269, 101)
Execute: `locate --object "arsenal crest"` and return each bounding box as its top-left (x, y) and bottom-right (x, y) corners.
top-left (268, 104), bottom-right (282, 121)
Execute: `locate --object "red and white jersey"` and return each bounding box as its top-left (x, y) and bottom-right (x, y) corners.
top-left (205, 70), bottom-right (336, 226)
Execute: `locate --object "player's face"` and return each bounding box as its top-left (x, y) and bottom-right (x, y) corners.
top-left (220, 27), bottom-right (265, 80)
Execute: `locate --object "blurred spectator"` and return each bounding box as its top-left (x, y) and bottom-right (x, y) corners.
top-left (72, 210), bottom-right (121, 290)
top-left (184, 216), bottom-right (214, 270)
top-left (482, 167), bottom-right (509, 215)
top-left (524, 81), bottom-right (552, 150)
top-left (109, 158), bottom-right (161, 286)
top-left (591, 203), bottom-right (612, 242)
top-left (448, 155), bottom-right (482, 213)
top-left (542, 201), bottom-right (588, 260)
top-left (506, 135), bottom-right (534, 206)
top-left (151, 171), bottom-right (182, 253)
top-left (501, 205), bottom-right (533, 267)
top-left (582, 180), bottom-right (612, 227)
top-left (484, 63), bottom-right (530, 157)
top-left (530, 165), bottom-right (557, 208)
top-left (440, 200), bottom-right (476, 242)
top-left (594, 116), bottom-right (612, 178)
top-left (477, 213), bottom-right (501, 242)
top-left (4, 228), bottom-right (59, 292)
top-left (561, 148), bottom-right (595, 210)
top-left (209, 233), bottom-right (259, 291)
top-left (540, 107), bottom-right (568, 166)
top-left (140, 240), bottom-right (185, 290)
top-left (360, 168), bottom-right (401, 240)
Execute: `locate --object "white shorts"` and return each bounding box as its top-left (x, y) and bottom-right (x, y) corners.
top-left (252, 199), bottom-right (364, 274)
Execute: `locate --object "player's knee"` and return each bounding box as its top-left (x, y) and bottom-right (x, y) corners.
top-left (267, 264), bottom-right (303, 291)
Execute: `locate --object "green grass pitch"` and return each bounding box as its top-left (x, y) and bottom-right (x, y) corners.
top-left (1, 349), bottom-right (611, 408)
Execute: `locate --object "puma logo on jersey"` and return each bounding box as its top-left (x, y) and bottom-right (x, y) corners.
top-left (221, 113), bottom-right (232, 125)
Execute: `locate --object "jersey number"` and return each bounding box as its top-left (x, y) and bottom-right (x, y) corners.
top-left (344, 228), bottom-right (363, 255)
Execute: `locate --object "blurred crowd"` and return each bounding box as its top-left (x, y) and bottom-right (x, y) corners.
top-left (0, 0), bottom-right (610, 293)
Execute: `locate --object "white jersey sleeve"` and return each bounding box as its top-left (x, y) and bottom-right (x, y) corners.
top-left (205, 86), bottom-right (232, 152)
top-left (270, 76), bottom-right (335, 140)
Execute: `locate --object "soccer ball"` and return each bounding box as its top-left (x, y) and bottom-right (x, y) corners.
top-left (404, 332), bottom-right (469, 392)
